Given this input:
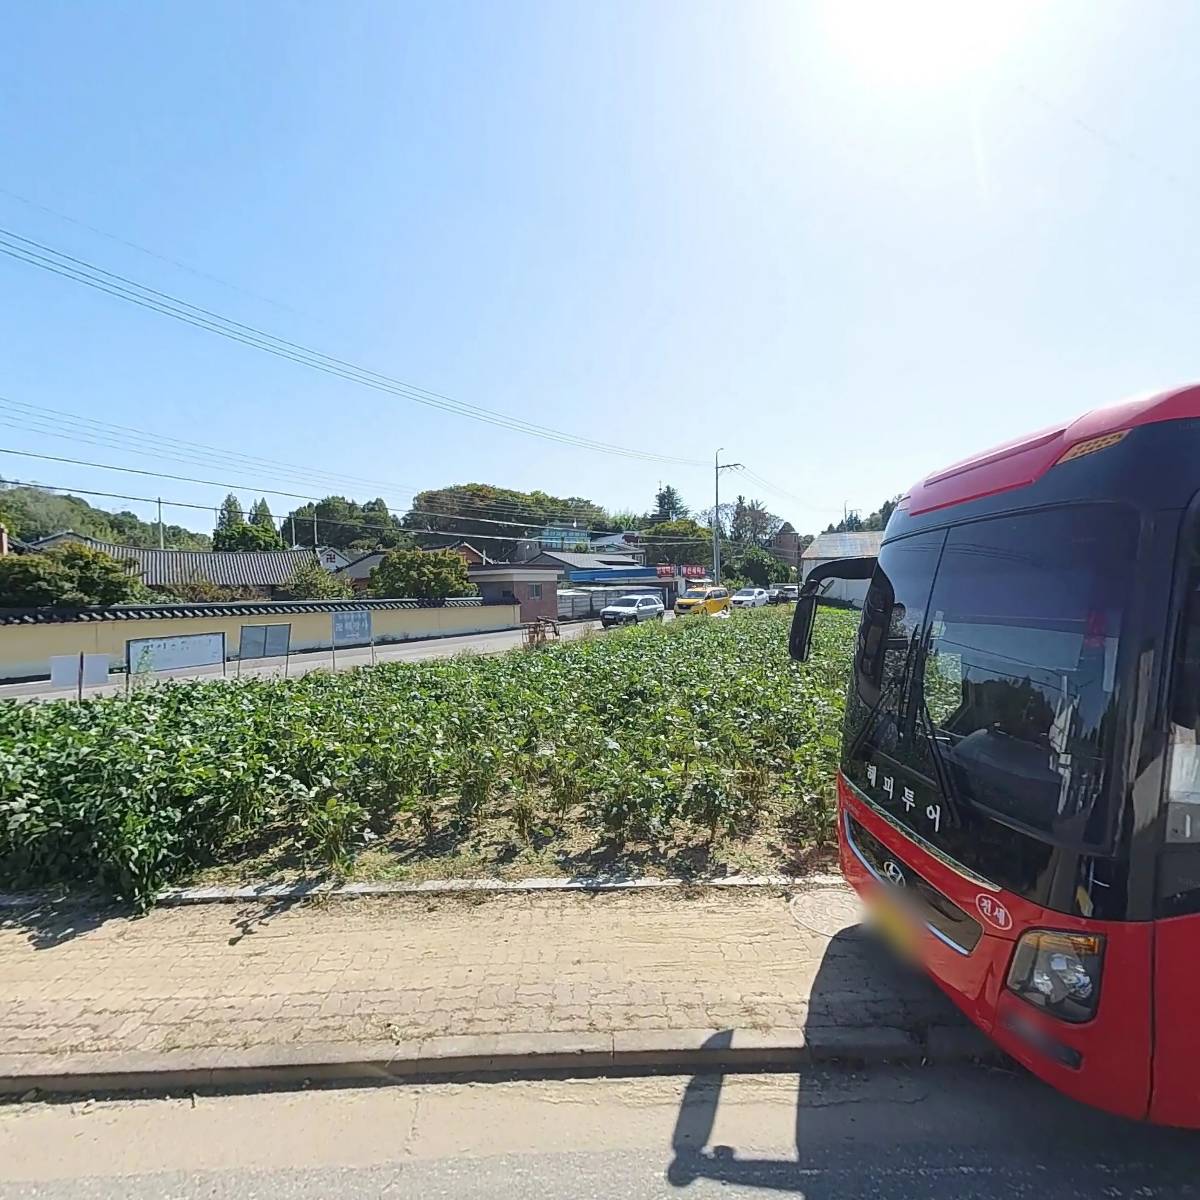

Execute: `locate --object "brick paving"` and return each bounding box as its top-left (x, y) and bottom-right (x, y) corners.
top-left (0, 887), bottom-right (962, 1064)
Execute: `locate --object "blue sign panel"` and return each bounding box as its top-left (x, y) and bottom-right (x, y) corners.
top-left (332, 610), bottom-right (372, 647)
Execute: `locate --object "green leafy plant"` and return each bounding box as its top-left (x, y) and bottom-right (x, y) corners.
top-left (511, 790), bottom-right (538, 843)
top-left (0, 607), bottom-right (856, 907)
top-left (301, 793), bottom-right (366, 872)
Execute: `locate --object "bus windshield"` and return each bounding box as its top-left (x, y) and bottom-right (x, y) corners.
top-left (842, 505), bottom-right (1137, 894)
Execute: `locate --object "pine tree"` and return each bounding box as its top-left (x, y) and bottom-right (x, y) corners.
top-left (216, 493), bottom-right (244, 532)
top-left (249, 498), bottom-right (275, 528)
top-left (652, 485), bottom-right (688, 523)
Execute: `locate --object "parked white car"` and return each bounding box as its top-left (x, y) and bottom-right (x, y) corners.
top-left (730, 587), bottom-right (769, 608)
top-left (600, 594), bottom-right (665, 627)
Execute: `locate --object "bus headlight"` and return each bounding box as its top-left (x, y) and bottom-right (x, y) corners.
top-left (1006, 931), bottom-right (1105, 1024)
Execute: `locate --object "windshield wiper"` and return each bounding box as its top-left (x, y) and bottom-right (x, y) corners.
top-left (847, 631), bottom-right (922, 761)
top-left (915, 635), bottom-right (968, 832)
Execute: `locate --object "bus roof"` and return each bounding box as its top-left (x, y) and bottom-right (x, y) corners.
top-left (906, 383), bottom-right (1200, 516)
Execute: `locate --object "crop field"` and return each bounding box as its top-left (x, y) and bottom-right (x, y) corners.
top-left (0, 606), bottom-right (857, 908)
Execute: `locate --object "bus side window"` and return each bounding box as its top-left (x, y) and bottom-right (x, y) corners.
top-left (1166, 588), bottom-right (1200, 841)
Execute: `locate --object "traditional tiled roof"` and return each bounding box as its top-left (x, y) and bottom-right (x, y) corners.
top-left (0, 597), bottom-right (486, 626)
top-left (26, 533), bottom-right (317, 588)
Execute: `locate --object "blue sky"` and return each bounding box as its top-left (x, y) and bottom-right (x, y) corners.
top-left (2, 0), bottom-right (1198, 538)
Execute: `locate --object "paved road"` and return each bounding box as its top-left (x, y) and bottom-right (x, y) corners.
top-left (2, 1066), bottom-right (1197, 1197)
top-left (0, 618), bottom-right (620, 702)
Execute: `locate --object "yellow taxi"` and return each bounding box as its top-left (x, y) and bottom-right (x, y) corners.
top-left (673, 586), bottom-right (731, 616)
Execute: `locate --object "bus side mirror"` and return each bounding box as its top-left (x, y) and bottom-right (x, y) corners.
top-left (789, 585), bottom-right (819, 661)
top-left (787, 556), bottom-right (878, 663)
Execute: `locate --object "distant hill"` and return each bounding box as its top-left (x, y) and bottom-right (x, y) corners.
top-left (0, 485), bottom-right (212, 550)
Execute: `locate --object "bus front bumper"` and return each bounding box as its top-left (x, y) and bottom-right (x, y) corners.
top-left (835, 771), bottom-right (1155, 1125)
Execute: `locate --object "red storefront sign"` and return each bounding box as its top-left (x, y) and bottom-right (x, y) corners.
top-left (656, 564), bottom-right (707, 578)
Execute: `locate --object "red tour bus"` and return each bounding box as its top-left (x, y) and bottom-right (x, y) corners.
top-left (791, 384), bottom-right (1200, 1127)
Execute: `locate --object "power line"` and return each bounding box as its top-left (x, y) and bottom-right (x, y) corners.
top-left (732, 465), bottom-right (847, 515)
top-left (0, 199), bottom-right (884, 519)
top-left (0, 401), bottom-right (822, 542)
top-left (0, 424), bottom-right (628, 532)
top-left (0, 397), bottom-right (641, 526)
top-left (0, 444), bottom-right (589, 534)
top-left (0, 226), bottom-right (708, 467)
top-left (0, 187), bottom-right (309, 319)
top-left (0, 394), bottom-right (419, 499)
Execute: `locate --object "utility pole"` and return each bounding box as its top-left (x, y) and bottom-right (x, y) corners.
top-left (156, 497), bottom-right (164, 549)
top-left (312, 510), bottom-right (319, 549)
top-left (713, 449), bottom-right (743, 582)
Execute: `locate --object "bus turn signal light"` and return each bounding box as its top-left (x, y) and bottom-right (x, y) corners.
top-left (1055, 430), bottom-right (1129, 465)
top-left (1006, 931), bottom-right (1105, 1024)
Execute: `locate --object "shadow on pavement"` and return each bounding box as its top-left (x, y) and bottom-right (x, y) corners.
top-left (226, 893), bottom-right (308, 944)
top-left (665, 922), bottom-right (929, 1194)
top-left (0, 900), bottom-right (131, 950)
top-left (664, 927), bottom-right (1200, 1195)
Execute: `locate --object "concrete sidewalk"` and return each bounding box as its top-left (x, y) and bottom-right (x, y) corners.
top-left (0, 886), bottom-right (988, 1094)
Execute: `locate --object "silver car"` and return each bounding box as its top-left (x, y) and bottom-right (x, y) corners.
top-left (600, 595), bottom-right (665, 627)
top-left (730, 587), bottom-right (769, 608)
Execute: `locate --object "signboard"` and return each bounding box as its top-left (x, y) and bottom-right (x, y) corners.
top-left (48, 653), bottom-right (110, 694)
top-left (49, 654), bottom-right (110, 688)
top-left (239, 623), bottom-right (291, 660)
top-left (126, 632), bottom-right (225, 674)
top-left (49, 655), bottom-right (79, 689)
top-left (332, 610), bottom-right (372, 647)
top-left (81, 654), bottom-right (110, 686)
top-left (656, 564), bottom-right (707, 579)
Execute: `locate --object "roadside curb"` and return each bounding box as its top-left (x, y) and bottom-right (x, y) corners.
top-left (0, 873), bottom-right (848, 910)
top-left (0, 1024), bottom-right (1005, 1099)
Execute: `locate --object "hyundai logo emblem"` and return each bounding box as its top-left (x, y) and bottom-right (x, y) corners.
top-left (882, 860), bottom-right (907, 887)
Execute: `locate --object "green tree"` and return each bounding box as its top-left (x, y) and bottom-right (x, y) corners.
top-left (862, 496), bottom-right (900, 531)
top-left (216, 493), bottom-right (244, 532)
top-left (219, 522), bottom-right (285, 551)
top-left (822, 497), bottom-right (898, 535)
top-left (730, 495), bottom-right (750, 544)
top-left (0, 544), bottom-right (149, 607)
top-left (728, 495), bottom-right (782, 548)
top-left (725, 545), bottom-right (790, 588)
top-left (602, 508), bottom-right (650, 533)
top-left (282, 495), bottom-right (411, 550)
top-left (402, 484), bottom-right (605, 561)
top-left (249, 498), bottom-right (276, 528)
top-left (651, 485), bottom-right (689, 523)
top-left (643, 518), bottom-right (711, 567)
top-left (744, 499), bottom-right (782, 546)
top-left (369, 549), bottom-right (476, 600)
top-left (0, 485), bottom-right (210, 548)
top-left (213, 493), bottom-right (261, 549)
top-left (278, 558), bottom-right (354, 600)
